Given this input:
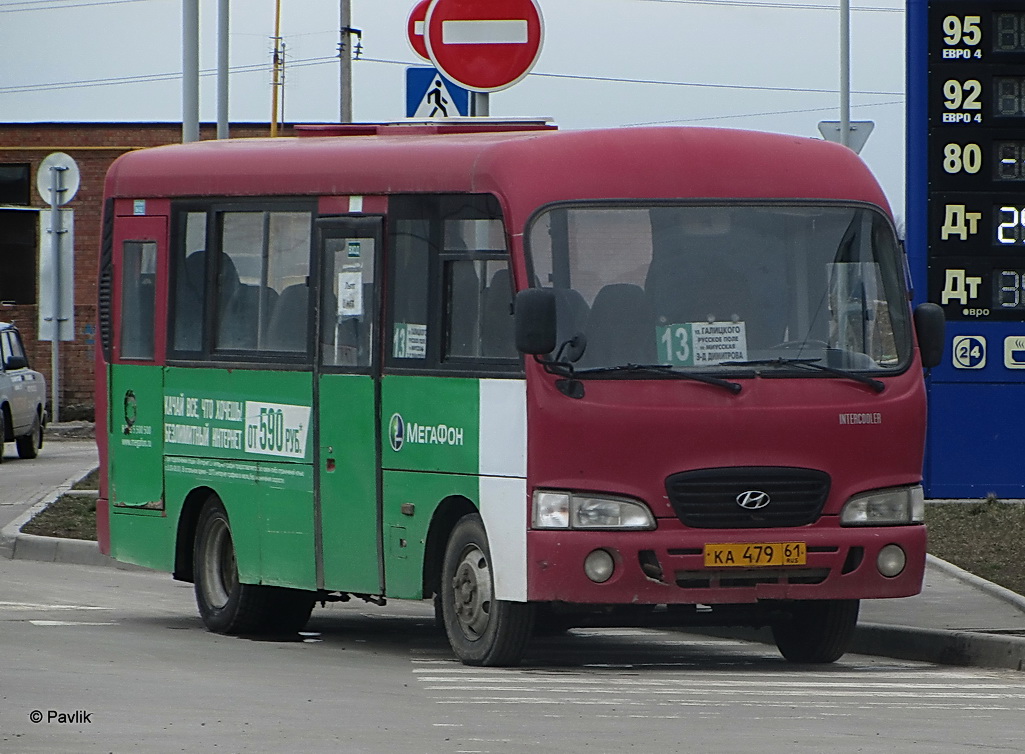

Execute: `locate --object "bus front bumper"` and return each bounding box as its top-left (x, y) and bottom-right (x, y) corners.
top-left (525, 519), bottom-right (926, 605)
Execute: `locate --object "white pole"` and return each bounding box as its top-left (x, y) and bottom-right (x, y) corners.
top-left (48, 166), bottom-right (64, 423)
top-left (840, 0), bottom-right (850, 148)
top-left (183, 0), bottom-right (200, 143)
top-left (471, 92), bottom-right (489, 117)
top-left (217, 0), bottom-right (230, 139)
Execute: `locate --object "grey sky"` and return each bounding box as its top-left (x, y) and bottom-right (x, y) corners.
top-left (0, 0), bottom-right (908, 215)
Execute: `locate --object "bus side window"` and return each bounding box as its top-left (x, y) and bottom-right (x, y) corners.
top-left (171, 212), bottom-right (208, 352)
top-left (444, 258), bottom-right (515, 359)
top-left (170, 206), bottom-right (313, 357)
top-left (320, 235), bottom-right (375, 367)
top-left (120, 240), bottom-right (157, 359)
top-left (441, 215), bottom-right (514, 362)
top-left (386, 194), bottom-right (518, 371)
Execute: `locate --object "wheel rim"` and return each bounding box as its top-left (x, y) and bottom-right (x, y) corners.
top-left (200, 516), bottom-right (237, 610)
top-left (451, 543), bottom-right (492, 641)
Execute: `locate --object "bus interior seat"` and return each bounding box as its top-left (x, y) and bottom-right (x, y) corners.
top-left (553, 287), bottom-right (589, 357)
top-left (481, 268), bottom-right (516, 358)
top-left (645, 254), bottom-right (752, 331)
top-left (577, 283), bottom-right (655, 368)
top-left (173, 250), bottom-right (208, 350)
top-left (265, 283), bottom-right (308, 352)
top-left (447, 262), bottom-right (481, 357)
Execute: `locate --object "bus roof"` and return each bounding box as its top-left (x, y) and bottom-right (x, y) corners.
top-left (103, 126), bottom-right (892, 224)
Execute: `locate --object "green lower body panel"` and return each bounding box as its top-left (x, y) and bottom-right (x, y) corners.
top-left (381, 470), bottom-right (479, 600)
top-left (164, 456), bottom-right (315, 589)
top-left (108, 510), bottom-right (174, 571)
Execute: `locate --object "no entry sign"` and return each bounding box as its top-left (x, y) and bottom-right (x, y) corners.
top-left (406, 0), bottom-right (432, 61)
top-left (423, 0), bottom-right (544, 93)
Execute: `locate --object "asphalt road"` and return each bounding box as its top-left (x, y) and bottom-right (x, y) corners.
top-left (3, 557), bottom-right (1024, 754)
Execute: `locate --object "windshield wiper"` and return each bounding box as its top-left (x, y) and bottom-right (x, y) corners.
top-left (719, 357), bottom-right (885, 393)
top-left (574, 363), bottom-right (742, 394)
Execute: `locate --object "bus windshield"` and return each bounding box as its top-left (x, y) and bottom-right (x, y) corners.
top-left (527, 203), bottom-right (913, 374)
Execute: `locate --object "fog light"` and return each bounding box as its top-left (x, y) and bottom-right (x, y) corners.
top-left (877, 544), bottom-right (906, 577)
top-left (584, 549), bottom-right (615, 583)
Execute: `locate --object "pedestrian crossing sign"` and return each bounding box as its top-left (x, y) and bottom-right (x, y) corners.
top-left (406, 66), bottom-right (470, 118)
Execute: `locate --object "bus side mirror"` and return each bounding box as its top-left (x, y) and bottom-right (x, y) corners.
top-left (514, 288), bottom-right (557, 355)
top-left (914, 303), bottom-right (945, 368)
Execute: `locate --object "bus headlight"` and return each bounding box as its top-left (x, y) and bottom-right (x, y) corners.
top-left (840, 485), bottom-right (925, 526)
top-left (532, 491), bottom-right (655, 530)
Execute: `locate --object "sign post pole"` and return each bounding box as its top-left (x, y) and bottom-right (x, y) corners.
top-left (46, 164), bottom-right (64, 423)
top-left (35, 152), bottom-right (79, 424)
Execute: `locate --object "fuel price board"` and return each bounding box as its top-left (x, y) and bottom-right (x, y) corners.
top-left (907, 0), bottom-right (1025, 497)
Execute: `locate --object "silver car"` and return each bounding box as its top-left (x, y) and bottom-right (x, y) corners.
top-left (0, 322), bottom-right (46, 462)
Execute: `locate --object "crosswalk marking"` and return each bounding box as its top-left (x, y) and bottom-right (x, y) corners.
top-left (409, 632), bottom-right (1025, 718)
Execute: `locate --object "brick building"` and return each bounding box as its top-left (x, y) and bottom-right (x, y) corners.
top-left (0, 123), bottom-right (290, 419)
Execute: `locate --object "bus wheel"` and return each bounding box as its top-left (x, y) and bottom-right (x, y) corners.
top-left (440, 513), bottom-right (533, 666)
top-left (16, 412), bottom-right (42, 459)
top-left (771, 599), bottom-right (859, 664)
top-left (193, 497), bottom-right (314, 635)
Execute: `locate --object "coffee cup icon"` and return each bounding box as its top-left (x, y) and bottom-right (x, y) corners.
top-left (1005, 337), bottom-right (1025, 368)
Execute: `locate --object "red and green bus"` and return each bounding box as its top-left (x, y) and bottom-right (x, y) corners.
top-left (97, 121), bottom-right (944, 666)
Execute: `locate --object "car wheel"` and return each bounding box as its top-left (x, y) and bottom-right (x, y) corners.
top-left (16, 412), bottom-right (42, 459)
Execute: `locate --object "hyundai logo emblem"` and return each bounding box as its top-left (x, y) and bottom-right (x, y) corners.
top-left (736, 490), bottom-right (771, 510)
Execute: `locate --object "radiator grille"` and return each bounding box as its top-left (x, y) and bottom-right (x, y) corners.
top-left (665, 467), bottom-right (830, 528)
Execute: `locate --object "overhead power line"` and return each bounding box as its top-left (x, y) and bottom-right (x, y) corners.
top-left (2, 53), bottom-right (902, 99)
top-left (0, 0), bottom-right (162, 12)
top-left (627, 98), bottom-right (904, 126)
top-left (0, 56), bottom-right (339, 95)
top-left (633, 0), bottom-right (902, 12)
top-left (359, 57), bottom-right (902, 98)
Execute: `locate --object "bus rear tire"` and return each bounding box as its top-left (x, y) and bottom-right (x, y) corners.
top-left (440, 513), bottom-right (533, 666)
top-left (771, 599), bottom-right (859, 664)
top-left (193, 497), bottom-right (314, 635)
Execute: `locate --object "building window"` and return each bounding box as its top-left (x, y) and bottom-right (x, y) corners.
top-left (0, 209), bottom-right (38, 305)
top-left (0, 164), bottom-right (30, 205)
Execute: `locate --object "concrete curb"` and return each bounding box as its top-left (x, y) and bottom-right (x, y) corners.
top-left (0, 476), bottom-right (121, 569)
top-left (853, 622), bottom-right (1025, 672)
top-left (691, 616), bottom-right (1025, 672)
top-left (926, 552), bottom-right (1025, 614)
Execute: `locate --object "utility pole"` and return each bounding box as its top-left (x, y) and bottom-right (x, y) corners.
top-left (340, 0), bottom-right (352, 123)
top-left (270, 0), bottom-right (283, 137)
top-left (839, 0), bottom-right (851, 148)
top-left (182, 0), bottom-right (200, 143)
top-left (217, 0), bottom-right (229, 139)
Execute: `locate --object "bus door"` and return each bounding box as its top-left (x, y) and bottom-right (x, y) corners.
top-left (106, 208), bottom-right (168, 561)
top-left (315, 216), bottom-right (384, 594)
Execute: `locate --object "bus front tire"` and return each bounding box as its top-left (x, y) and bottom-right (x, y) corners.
top-left (193, 497), bottom-right (314, 636)
top-left (771, 599), bottom-right (859, 664)
top-left (440, 513), bottom-right (533, 667)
